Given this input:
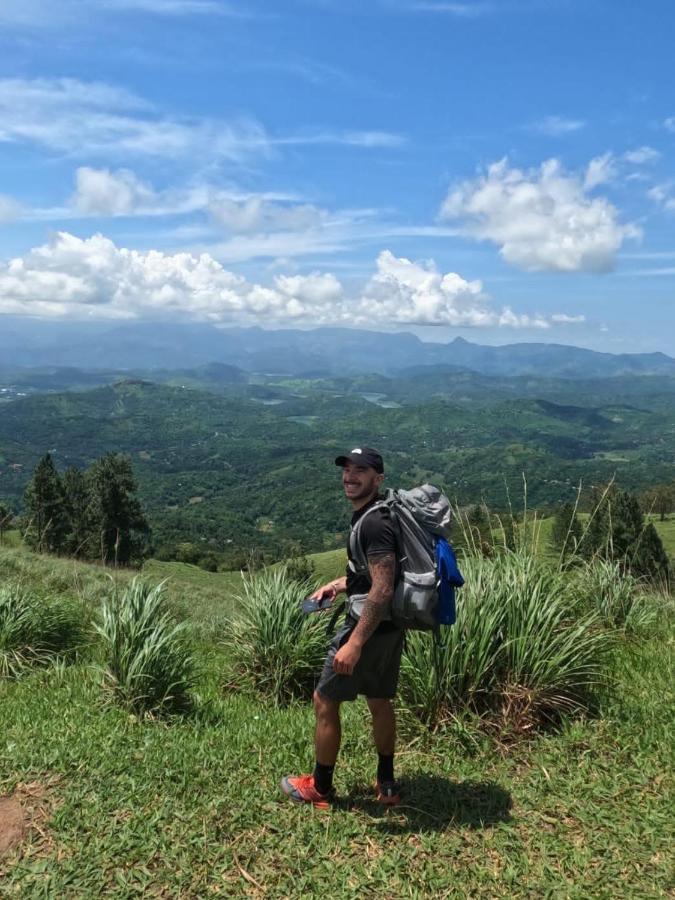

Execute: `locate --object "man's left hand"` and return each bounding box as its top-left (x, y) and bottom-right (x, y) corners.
top-left (333, 641), bottom-right (362, 676)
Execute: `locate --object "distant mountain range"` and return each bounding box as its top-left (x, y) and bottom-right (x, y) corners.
top-left (1, 317), bottom-right (674, 379)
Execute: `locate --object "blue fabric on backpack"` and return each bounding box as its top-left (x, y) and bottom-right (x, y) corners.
top-left (435, 538), bottom-right (464, 626)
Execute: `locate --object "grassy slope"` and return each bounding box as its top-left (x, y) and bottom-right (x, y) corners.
top-left (497, 515), bottom-right (675, 560)
top-left (647, 514), bottom-right (675, 556)
top-left (1, 620), bottom-right (672, 896)
top-left (1, 543), bottom-right (674, 897)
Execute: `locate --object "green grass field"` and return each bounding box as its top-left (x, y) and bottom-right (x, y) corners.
top-left (1, 540), bottom-right (674, 897)
top-left (648, 514), bottom-right (675, 557)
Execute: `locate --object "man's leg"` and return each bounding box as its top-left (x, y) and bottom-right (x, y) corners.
top-left (367, 697), bottom-right (400, 805)
top-left (280, 691), bottom-right (343, 808)
top-left (314, 690), bottom-right (341, 766)
top-left (367, 697), bottom-right (395, 756)
top-left (281, 621), bottom-right (356, 808)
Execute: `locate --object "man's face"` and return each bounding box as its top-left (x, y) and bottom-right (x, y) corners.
top-left (341, 461), bottom-right (383, 505)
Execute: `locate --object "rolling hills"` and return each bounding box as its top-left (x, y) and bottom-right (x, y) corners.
top-left (0, 373), bottom-right (673, 561)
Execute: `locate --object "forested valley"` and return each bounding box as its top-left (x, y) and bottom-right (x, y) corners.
top-left (1, 366), bottom-right (673, 574)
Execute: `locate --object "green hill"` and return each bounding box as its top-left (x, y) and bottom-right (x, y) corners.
top-left (1, 378), bottom-right (673, 563)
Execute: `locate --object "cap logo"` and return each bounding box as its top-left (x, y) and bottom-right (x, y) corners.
top-left (351, 448), bottom-right (362, 454)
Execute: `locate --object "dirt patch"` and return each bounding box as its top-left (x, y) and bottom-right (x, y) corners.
top-left (0, 781), bottom-right (55, 861)
top-left (0, 796), bottom-right (25, 856)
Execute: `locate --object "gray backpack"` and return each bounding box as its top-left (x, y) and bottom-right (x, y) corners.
top-left (346, 484), bottom-right (454, 630)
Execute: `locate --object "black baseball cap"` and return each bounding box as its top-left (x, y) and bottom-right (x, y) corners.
top-left (335, 446), bottom-right (384, 474)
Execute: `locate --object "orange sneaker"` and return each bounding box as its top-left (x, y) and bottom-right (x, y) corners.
top-left (280, 774), bottom-right (334, 810)
top-left (375, 780), bottom-right (401, 807)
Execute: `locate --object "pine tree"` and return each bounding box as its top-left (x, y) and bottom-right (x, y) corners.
top-left (22, 453), bottom-right (69, 553)
top-left (549, 502), bottom-right (582, 558)
top-left (62, 466), bottom-right (90, 557)
top-left (632, 522), bottom-right (670, 584)
top-left (645, 484), bottom-right (674, 522)
top-left (85, 454), bottom-right (149, 565)
top-left (609, 492), bottom-right (645, 560)
top-left (582, 486), bottom-right (670, 583)
top-left (580, 485), bottom-right (612, 560)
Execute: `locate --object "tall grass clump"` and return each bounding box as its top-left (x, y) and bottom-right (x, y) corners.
top-left (225, 568), bottom-right (325, 704)
top-left (95, 578), bottom-right (195, 716)
top-left (0, 583), bottom-right (89, 678)
top-left (571, 559), bottom-right (658, 632)
top-left (399, 550), bottom-right (617, 734)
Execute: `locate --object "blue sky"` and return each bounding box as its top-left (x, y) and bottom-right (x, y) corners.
top-left (1, 0), bottom-right (674, 352)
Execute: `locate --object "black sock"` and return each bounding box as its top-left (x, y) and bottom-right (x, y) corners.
top-left (313, 762), bottom-right (334, 794)
top-left (377, 753), bottom-right (394, 784)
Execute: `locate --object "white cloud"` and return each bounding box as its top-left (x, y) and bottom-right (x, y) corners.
top-left (103, 0), bottom-right (237, 14)
top-left (341, 131), bottom-right (405, 148)
top-left (664, 117), bottom-right (675, 133)
top-left (647, 184), bottom-right (669, 204)
top-left (359, 250), bottom-right (548, 327)
top-left (647, 182), bottom-right (675, 212)
top-left (0, 232), bottom-right (567, 329)
top-left (584, 153), bottom-right (616, 190)
top-left (531, 115), bottom-right (585, 136)
top-left (0, 78), bottom-right (406, 163)
top-left (275, 272), bottom-right (344, 305)
top-left (0, 232), bottom-right (256, 321)
top-left (623, 146), bottom-right (660, 165)
top-left (34, 166), bottom-right (324, 227)
top-left (0, 78), bottom-right (268, 162)
top-left (0, 78), bottom-right (405, 164)
top-left (206, 230), bottom-right (352, 264)
top-left (405, 1), bottom-right (494, 15)
top-left (440, 157), bottom-right (640, 272)
top-left (625, 172), bottom-right (650, 183)
top-left (0, 0), bottom-right (240, 27)
top-left (0, 195), bottom-right (22, 223)
top-left (274, 130), bottom-right (406, 148)
top-left (0, 78), bottom-right (151, 113)
top-left (70, 166), bottom-right (212, 218)
top-left (551, 313), bottom-right (586, 324)
top-left (209, 195), bottom-right (326, 233)
top-left (73, 167), bottom-right (156, 215)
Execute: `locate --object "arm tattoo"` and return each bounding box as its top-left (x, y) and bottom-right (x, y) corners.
top-left (351, 551), bottom-right (396, 647)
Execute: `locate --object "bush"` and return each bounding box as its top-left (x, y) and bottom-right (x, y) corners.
top-left (399, 551), bottom-right (617, 733)
top-left (198, 554), bottom-right (219, 572)
top-left (224, 568), bottom-right (325, 704)
top-left (572, 559), bottom-right (656, 632)
top-left (0, 583), bottom-right (89, 678)
top-left (95, 578), bottom-right (195, 716)
top-left (284, 554), bottom-right (316, 584)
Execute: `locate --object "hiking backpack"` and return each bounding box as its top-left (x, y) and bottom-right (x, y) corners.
top-left (346, 484), bottom-right (464, 631)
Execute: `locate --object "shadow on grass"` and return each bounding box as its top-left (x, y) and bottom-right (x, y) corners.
top-left (343, 775), bottom-right (512, 833)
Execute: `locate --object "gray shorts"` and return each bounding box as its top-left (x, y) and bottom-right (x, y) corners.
top-left (316, 617), bottom-right (405, 702)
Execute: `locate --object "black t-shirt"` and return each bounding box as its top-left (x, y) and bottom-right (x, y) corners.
top-left (346, 495), bottom-right (399, 632)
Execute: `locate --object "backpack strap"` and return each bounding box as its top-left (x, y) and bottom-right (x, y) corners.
top-left (348, 500), bottom-right (389, 575)
top-left (325, 599), bottom-right (346, 636)
top-left (345, 499), bottom-right (401, 625)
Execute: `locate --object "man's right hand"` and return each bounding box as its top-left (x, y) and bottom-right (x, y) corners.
top-left (310, 578), bottom-right (345, 602)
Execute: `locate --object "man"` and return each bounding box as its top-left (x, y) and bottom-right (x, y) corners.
top-left (281, 447), bottom-right (404, 809)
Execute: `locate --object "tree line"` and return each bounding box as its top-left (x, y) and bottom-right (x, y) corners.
top-left (456, 483), bottom-right (671, 585)
top-left (13, 453), bottom-right (149, 566)
top-left (1, 455), bottom-right (671, 583)
top-left (548, 485), bottom-right (671, 583)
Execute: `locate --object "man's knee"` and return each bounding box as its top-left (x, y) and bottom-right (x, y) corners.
top-left (367, 697), bottom-right (394, 718)
top-left (314, 690), bottom-right (340, 721)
